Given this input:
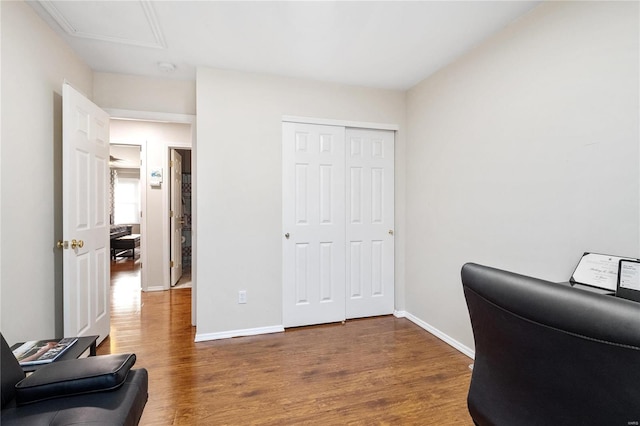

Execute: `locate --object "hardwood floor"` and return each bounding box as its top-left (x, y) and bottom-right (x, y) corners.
top-left (103, 259), bottom-right (474, 425)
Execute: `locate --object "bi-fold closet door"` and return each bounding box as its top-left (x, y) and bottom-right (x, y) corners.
top-left (282, 122), bottom-right (395, 328)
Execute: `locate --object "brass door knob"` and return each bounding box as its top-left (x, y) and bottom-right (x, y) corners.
top-left (56, 240), bottom-right (68, 249)
top-left (70, 239), bottom-right (84, 249)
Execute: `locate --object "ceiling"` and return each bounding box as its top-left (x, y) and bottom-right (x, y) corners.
top-left (110, 145), bottom-right (141, 169)
top-left (29, 0), bottom-right (541, 90)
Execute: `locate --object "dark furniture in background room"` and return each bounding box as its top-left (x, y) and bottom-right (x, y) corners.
top-left (1, 334), bottom-right (148, 425)
top-left (110, 225), bottom-right (140, 260)
top-left (110, 224), bottom-right (132, 240)
top-left (461, 262), bottom-right (640, 426)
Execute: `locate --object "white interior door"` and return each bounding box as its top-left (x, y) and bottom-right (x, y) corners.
top-left (170, 149), bottom-right (183, 286)
top-left (62, 83), bottom-right (110, 344)
top-left (283, 123), bottom-right (346, 327)
top-left (345, 128), bottom-right (395, 318)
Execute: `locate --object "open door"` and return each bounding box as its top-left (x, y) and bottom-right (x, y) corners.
top-left (170, 149), bottom-right (183, 286)
top-left (62, 83), bottom-right (110, 344)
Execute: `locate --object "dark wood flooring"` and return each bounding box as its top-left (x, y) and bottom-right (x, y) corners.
top-left (102, 259), bottom-right (474, 425)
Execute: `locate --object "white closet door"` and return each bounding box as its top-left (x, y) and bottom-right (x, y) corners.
top-left (345, 128), bottom-right (395, 318)
top-left (283, 123), bottom-right (346, 327)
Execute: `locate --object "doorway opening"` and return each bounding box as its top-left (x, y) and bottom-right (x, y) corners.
top-left (170, 148), bottom-right (192, 289)
top-left (106, 110), bottom-right (196, 326)
top-left (109, 143), bottom-right (142, 298)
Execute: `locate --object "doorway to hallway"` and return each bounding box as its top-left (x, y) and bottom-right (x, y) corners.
top-left (110, 143), bottom-right (143, 295)
top-left (170, 148), bottom-right (192, 290)
top-left (107, 110), bottom-right (196, 326)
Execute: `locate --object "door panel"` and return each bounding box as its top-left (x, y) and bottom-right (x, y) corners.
top-left (345, 128), bottom-right (395, 318)
top-left (283, 123), bottom-right (346, 327)
top-left (283, 123), bottom-right (394, 327)
top-left (62, 83), bottom-right (110, 343)
top-left (170, 149), bottom-right (183, 286)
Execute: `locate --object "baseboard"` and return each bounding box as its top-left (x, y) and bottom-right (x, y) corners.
top-left (394, 310), bottom-right (475, 360)
top-left (195, 325), bottom-right (285, 342)
top-left (144, 285), bottom-right (165, 292)
top-left (192, 314), bottom-right (474, 358)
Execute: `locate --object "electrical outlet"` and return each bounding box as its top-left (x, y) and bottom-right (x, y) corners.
top-left (238, 290), bottom-right (247, 304)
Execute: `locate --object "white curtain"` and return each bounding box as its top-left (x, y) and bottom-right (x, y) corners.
top-left (114, 175), bottom-right (140, 224)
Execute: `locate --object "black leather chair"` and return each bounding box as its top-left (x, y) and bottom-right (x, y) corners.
top-left (1, 334), bottom-right (148, 425)
top-left (461, 262), bottom-right (640, 426)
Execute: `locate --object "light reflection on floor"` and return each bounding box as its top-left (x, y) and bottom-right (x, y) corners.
top-left (110, 258), bottom-right (141, 313)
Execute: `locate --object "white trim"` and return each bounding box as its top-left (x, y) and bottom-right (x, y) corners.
top-left (282, 115), bottom-right (398, 131)
top-left (195, 325), bottom-right (285, 342)
top-left (38, 0), bottom-right (166, 49)
top-left (144, 285), bottom-right (165, 292)
top-left (105, 108), bottom-right (195, 124)
top-left (393, 310), bottom-right (406, 318)
top-left (395, 310), bottom-right (475, 359)
top-left (190, 119), bottom-right (197, 326)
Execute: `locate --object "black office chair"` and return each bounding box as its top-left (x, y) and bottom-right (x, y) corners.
top-left (461, 262), bottom-right (640, 426)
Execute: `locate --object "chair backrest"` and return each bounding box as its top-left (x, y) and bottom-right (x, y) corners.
top-left (1, 334), bottom-right (26, 408)
top-left (461, 263), bottom-right (640, 426)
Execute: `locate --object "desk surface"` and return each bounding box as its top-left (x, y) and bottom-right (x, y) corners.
top-left (11, 335), bottom-right (98, 373)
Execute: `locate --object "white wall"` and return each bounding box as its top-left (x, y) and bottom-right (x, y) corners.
top-left (196, 68), bottom-right (406, 338)
top-left (0, 1), bottom-right (93, 344)
top-left (94, 72), bottom-right (196, 116)
top-left (110, 120), bottom-right (192, 290)
top-left (405, 1), bottom-right (639, 351)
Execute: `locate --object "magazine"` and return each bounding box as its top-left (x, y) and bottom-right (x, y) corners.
top-left (12, 338), bottom-right (78, 366)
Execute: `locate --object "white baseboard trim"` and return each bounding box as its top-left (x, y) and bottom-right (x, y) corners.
top-left (195, 325), bottom-right (285, 342)
top-left (394, 310), bottom-right (475, 360)
top-left (144, 285), bottom-right (165, 292)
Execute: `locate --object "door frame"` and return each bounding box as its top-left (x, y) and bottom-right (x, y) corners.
top-left (169, 148), bottom-right (184, 287)
top-left (165, 146), bottom-right (191, 288)
top-left (105, 108), bottom-right (197, 326)
top-left (282, 116), bottom-right (399, 132)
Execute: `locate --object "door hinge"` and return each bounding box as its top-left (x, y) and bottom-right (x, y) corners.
top-left (170, 160), bottom-right (174, 168)
top-left (170, 260), bottom-right (175, 268)
top-left (170, 210), bottom-right (174, 217)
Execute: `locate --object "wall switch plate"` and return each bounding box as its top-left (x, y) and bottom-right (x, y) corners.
top-left (238, 290), bottom-right (247, 304)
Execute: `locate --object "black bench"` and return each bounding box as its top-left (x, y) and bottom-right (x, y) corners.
top-left (111, 234), bottom-right (140, 260)
top-left (110, 225), bottom-right (140, 260)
